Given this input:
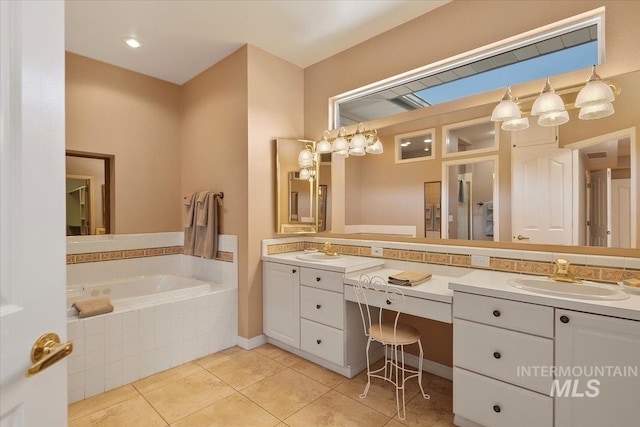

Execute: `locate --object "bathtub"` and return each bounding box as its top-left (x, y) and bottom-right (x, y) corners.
top-left (67, 274), bottom-right (214, 316)
top-left (66, 274), bottom-right (237, 403)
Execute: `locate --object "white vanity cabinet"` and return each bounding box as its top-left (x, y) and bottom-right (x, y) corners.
top-left (262, 260), bottom-right (372, 377)
top-left (555, 309), bottom-right (640, 427)
top-left (453, 292), bottom-right (554, 427)
top-left (263, 262), bottom-right (300, 348)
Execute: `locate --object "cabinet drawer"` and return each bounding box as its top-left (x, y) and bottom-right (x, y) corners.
top-left (300, 268), bottom-right (343, 293)
top-left (344, 285), bottom-right (451, 324)
top-left (300, 318), bottom-right (344, 366)
top-left (453, 292), bottom-right (553, 337)
top-left (454, 319), bottom-right (553, 394)
top-left (301, 286), bottom-right (344, 329)
top-left (454, 368), bottom-right (552, 427)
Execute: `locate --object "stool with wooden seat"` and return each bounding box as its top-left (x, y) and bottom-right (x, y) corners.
top-left (353, 274), bottom-right (429, 420)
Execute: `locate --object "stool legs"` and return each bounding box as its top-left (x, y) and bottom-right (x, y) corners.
top-left (360, 337), bottom-right (373, 399)
top-left (417, 338), bottom-right (430, 400)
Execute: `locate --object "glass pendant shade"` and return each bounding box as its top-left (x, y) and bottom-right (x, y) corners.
top-left (365, 138), bottom-right (384, 154)
top-left (538, 110), bottom-right (569, 127)
top-left (349, 147), bottom-right (366, 156)
top-left (575, 66), bottom-right (615, 108)
top-left (579, 102), bottom-right (614, 120)
top-left (332, 149), bottom-right (349, 159)
top-left (297, 149), bottom-right (314, 168)
top-left (501, 117), bottom-right (529, 131)
top-left (531, 77), bottom-right (565, 116)
top-left (316, 137), bottom-right (332, 154)
top-left (299, 168), bottom-right (310, 180)
top-left (332, 135), bottom-right (349, 153)
top-left (491, 87), bottom-right (521, 122)
top-left (349, 133), bottom-right (367, 149)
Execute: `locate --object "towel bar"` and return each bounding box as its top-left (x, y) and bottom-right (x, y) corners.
top-left (183, 191), bottom-right (224, 200)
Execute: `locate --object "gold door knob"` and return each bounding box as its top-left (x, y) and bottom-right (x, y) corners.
top-left (25, 333), bottom-right (73, 377)
top-left (516, 234), bottom-right (530, 240)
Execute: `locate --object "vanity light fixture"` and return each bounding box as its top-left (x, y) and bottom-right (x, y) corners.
top-left (122, 36), bottom-right (142, 48)
top-left (491, 86), bottom-right (521, 122)
top-left (491, 67), bottom-right (620, 131)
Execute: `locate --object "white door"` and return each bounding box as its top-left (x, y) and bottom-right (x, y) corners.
top-left (555, 310), bottom-right (640, 427)
top-left (0, 2), bottom-right (68, 426)
top-left (588, 168), bottom-right (612, 247)
top-left (263, 262), bottom-right (300, 348)
top-left (610, 178), bottom-right (631, 248)
top-left (512, 145), bottom-right (573, 244)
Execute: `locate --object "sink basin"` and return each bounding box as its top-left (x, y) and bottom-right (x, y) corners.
top-left (507, 277), bottom-right (629, 301)
top-left (295, 253), bottom-right (343, 262)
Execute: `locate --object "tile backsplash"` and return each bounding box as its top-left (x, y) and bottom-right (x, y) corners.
top-left (264, 238), bottom-right (640, 284)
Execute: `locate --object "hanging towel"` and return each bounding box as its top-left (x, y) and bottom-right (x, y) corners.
top-left (72, 297), bottom-right (114, 318)
top-left (184, 192), bottom-right (198, 255)
top-left (457, 180), bottom-right (465, 203)
top-left (195, 191), bottom-right (210, 227)
top-left (483, 201), bottom-right (494, 236)
top-left (194, 192), bottom-right (220, 259)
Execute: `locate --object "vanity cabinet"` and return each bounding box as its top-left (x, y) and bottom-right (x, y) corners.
top-left (453, 292), bottom-right (553, 427)
top-left (263, 260), bottom-right (370, 377)
top-left (263, 262), bottom-right (300, 348)
top-left (555, 309), bottom-right (640, 427)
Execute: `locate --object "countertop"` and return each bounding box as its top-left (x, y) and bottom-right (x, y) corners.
top-left (344, 268), bottom-right (454, 304)
top-left (262, 251), bottom-right (384, 273)
top-left (449, 270), bottom-right (640, 321)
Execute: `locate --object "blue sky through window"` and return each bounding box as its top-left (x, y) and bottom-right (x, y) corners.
top-left (415, 41), bottom-right (598, 105)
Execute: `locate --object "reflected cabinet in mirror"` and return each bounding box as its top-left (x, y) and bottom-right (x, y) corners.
top-left (276, 138), bottom-right (329, 234)
top-left (333, 69), bottom-right (640, 249)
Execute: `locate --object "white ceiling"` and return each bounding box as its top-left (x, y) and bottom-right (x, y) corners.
top-left (66, 0), bottom-right (449, 85)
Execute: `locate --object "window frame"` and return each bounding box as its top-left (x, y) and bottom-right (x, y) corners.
top-left (394, 128), bottom-right (437, 164)
top-left (442, 116), bottom-right (499, 159)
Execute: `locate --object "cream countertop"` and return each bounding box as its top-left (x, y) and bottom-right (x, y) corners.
top-left (449, 270), bottom-right (640, 321)
top-left (261, 251), bottom-right (384, 273)
top-left (344, 268), bottom-right (454, 304)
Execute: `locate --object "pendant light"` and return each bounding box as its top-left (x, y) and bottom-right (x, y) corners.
top-left (575, 66), bottom-right (615, 108)
top-left (578, 102), bottom-right (614, 120)
top-left (491, 87), bottom-right (521, 122)
top-left (531, 77), bottom-right (566, 117)
top-left (501, 117), bottom-right (529, 131)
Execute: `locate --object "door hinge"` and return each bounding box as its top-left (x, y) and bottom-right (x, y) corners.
top-left (586, 220), bottom-right (590, 226)
top-left (607, 230), bottom-right (611, 235)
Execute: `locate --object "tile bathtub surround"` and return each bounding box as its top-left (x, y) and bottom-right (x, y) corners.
top-left (67, 246), bottom-right (234, 264)
top-left (69, 344), bottom-right (454, 427)
top-left (265, 240), bottom-right (640, 284)
top-left (67, 288), bottom-right (238, 404)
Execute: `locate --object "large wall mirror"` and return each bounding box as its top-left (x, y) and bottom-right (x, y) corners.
top-left (329, 69), bottom-right (640, 250)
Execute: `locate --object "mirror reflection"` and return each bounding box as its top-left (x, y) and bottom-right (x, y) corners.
top-left (276, 138), bottom-right (320, 233)
top-left (65, 153), bottom-right (110, 235)
top-left (423, 181), bottom-right (441, 238)
top-left (329, 69), bottom-right (640, 248)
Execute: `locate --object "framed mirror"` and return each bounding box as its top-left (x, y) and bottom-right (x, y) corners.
top-left (276, 138), bottom-right (319, 233)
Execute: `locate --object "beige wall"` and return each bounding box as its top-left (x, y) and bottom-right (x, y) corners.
top-left (305, 0), bottom-right (640, 365)
top-left (66, 52), bottom-right (181, 234)
top-left (181, 45), bottom-right (303, 339)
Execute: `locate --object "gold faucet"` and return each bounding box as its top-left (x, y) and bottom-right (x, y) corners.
top-left (322, 241), bottom-right (338, 256)
top-left (549, 258), bottom-right (582, 283)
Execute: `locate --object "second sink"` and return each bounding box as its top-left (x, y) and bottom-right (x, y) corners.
top-left (507, 277), bottom-right (629, 300)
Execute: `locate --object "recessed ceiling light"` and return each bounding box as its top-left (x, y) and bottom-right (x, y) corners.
top-left (123, 37), bottom-right (142, 49)
top-left (400, 141), bottom-right (411, 147)
top-left (424, 148), bottom-right (430, 152)
top-left (424, 138), bottom-right (432, 143)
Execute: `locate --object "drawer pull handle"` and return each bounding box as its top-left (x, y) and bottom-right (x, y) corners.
top-left (560, 315), bottom-right (570, 324)
top-left (292, 269), bottom-right (297, 273)
top-left (316, 304), bottom-right (321, 309)
top-left (386, 299), bottom-right (392, 305)
top-left (492, 310), bottom-right (501, 317)
top-left (316, 277), bottom-right (321, 282)
top-left (493, 352), bottom-right (501, 359)
top-left (316, 339), bottom-right (322, 345)
top-left (493, 405), bottom-right (501, 413)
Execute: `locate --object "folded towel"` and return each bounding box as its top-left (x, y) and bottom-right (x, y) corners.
top-left (183, 192), bottom-right (197, 227)
top-left (195, 191), bottom-right (210, 227)
top-left (72, 297), bottom-right (114, 318)
top-left (388, 271), bottom-right (432, 286)
top-left (622, 279), bottom-right (640, 288)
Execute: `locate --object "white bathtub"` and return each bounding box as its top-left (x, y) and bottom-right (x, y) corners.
top-left (66, 274), bottom-right (237, 403)
top-left (67, 274), bottom-right (215, 316)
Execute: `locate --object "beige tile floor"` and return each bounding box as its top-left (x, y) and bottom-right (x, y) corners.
top-left (68, 344), bottom-right (454, 427)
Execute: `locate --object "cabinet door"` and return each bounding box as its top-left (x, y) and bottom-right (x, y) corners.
top-left (555, 310), bottom-right (640, 427)
top-left (263, 262), bottom-right (300, 348)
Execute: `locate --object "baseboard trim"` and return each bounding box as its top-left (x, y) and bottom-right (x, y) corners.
top-left (391, 350), bottom-right (453, 381)
top-left (236, 334), bottom-right (267, 350)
